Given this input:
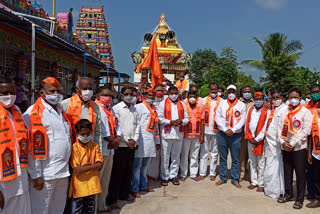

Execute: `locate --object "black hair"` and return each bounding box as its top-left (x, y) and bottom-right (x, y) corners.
top-left (209, 82), bottom-right (219, 88)
top-left (75, 119), bottom-right (92, 133)
top-left (121, 86), bottom-right (133, 94)
top-left (131, 87), bottom-right (138, 93)
top-left (154, 84), bottom-right (163, 90)
top-left (168, 86), bottom-right (178, 92)
top-left (310, 84), bottom-right (320, 91)
top-left (288, 87), bottom-right (302, 97)
top-left (270, 88), bottom-right (282, 96)
top-left (240, 85), bottom-right (252, 97)
top-left (0, 75), bottom-right (13, 84)
top-left (96, 85), bottom-right (112, 94)
top-left (189, 84), bottom-right (198, 91)
top-left (218, 87), bottom-right (224, 92)
top-left (255, 88), bottom-right (263, 93)
top-left (188, 91), bottom-right (197, 96)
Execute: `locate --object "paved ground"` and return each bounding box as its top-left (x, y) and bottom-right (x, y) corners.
top-left (111, 176), bottom-right (318, 214)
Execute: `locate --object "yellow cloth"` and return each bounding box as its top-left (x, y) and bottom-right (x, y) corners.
top-left (68, 141), bottom-right (104, 198)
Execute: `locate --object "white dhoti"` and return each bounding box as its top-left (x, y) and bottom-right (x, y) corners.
top-left (248, 143), bottom-right (265, 187)
top-left (30, 177), bottom-right (68, 214)
top-left (161, 139), bottom-right (183, 180)
top-left (264, 153), bottom-right (285, 199)
top-left (180, 138), bottom-right (200, 178)
top-left (1, 189), bottom-right (31, 214)
top-left (199, 134), bottom-right (218, 176)
top-left (147, 149), bottom-right (161, 180)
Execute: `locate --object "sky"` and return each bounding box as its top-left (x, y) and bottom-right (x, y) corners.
top-left (39, 0), bottom-right (320, 82)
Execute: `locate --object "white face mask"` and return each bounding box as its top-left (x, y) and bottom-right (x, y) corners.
top-left (169, 94), bottom-right (178, 101)
top-left (0, 95), bottom-right (16, 108)
top-left (123, 95), bottom-right (133, 104)
top-left (228, 93), bottom-right (236, 101)
top-left (45, 94), bottom-right (63, 105)
top-left (78, 135), bottom-right (92, 144)
top-left (243, 92), bottom-right (252, 100)
top-left (305, 98), bottom-right (311, 103)
top-left (81, 90), bottom-right (93, 101)
top-left (289, 98), bottom-right (300, 107)
top-left (155, 96), bottom-right (164, 103)
top-left (217, 92), bottom-right (222, 97)
top-left (210, 93), bottom-right (217, 98)
top-left (131, 96), bottom-right (137, 105)
top-left (272, 99), bottom-right (282, 107)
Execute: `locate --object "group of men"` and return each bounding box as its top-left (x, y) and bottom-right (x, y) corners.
top-left (0, 72), bottom-right (320, 214)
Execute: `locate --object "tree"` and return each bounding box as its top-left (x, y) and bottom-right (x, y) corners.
top-left (243, 33), bottom-right (303, 92)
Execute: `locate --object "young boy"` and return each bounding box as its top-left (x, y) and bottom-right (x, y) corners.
top-left (68, 119), bottom-right (104, 213)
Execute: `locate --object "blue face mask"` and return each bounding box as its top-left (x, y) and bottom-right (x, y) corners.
top-left (78, 135), bottom-right (92, 144)
top-left (254, 100), bottom-right (264, 108)
top-left (180, 77), bottom-right (184, 81)
top-left (146, 98), bottom-right (154, 105)
top-left (243, 92), bottom-right (252, 100)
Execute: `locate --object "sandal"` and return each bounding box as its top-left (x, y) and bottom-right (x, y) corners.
top-left (161, 180), bottom-right (168, 186)
top-left (277, 196), bottom-right (294, 203)
top-left (171, 177), bottom-right (180, 186)
top-left (293, 202), bottom-right (303, 209)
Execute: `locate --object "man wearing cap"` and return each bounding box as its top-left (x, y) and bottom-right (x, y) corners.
top-left (245, 92), bottom-right (268, 192)
top-left (175, 72), bottom-right (189, 93)
top-left (23, 77), bottom-right (72, 214)
top-left (215, 84), bottom-right (246, 188)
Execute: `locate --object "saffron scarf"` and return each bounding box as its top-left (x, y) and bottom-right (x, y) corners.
top-left (184, 100), bottom-right (202, 137)
top-left (164, 98), bottom-right (184, 134)
top-left (204, 95), bottom-right (221, 131)
top-left (225, 98), bottom-right (239, 129)
top-left (304, 101), bottom-right (320, 153)
top-left (95, 99), bottom-right (117, 137)
top-left (280, 104), bottom-right (303, 140)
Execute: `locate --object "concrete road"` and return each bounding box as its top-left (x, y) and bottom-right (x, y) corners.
top-left (112, 177), bottom-right (318, 214)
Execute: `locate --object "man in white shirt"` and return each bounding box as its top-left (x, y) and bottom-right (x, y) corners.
top-left (106, 86), bottom-right (139, 210)
top-left (23, 77), bottom-right (71, 214)
top-left (306, 84), bottom-right (320, 209)
top-left (0, 76), bottom-right (31, 214)
top-left (95, 86), bottom-right (121, 213)
top-left (158, 86), bottom-right (189, 186)
top-left (200, 83), bottom-right (221, 181)
top-left (245, 92), bottom-right (268, 192)
top-left (277, 87), bottom-right (312, 209)
top-left (215, 85), bottom-right (246, 188)
top-left (264, 89), bottom-right (286, 199)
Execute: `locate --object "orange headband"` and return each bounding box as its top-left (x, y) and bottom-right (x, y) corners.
top-left (254, 92), bottom-right (264, 98)
top-left (147, 88), bottom-right (156, 94)
top-left (42, 77), bottom-right (60, 86)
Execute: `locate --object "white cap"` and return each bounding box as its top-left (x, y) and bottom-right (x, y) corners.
top-left (227, 84), bottom-right (237, 91)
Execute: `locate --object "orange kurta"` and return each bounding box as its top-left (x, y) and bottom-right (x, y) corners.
top-left (68, 141), bottom-right (104, 198)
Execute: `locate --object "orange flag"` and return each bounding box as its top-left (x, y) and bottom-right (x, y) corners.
top-left (136, 35), bottom-right (163, 87)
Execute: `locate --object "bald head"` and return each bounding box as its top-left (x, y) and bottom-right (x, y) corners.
top-left (76, 77), bottom-right (93, 91)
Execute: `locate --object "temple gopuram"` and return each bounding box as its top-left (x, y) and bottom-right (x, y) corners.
top-left (132, 13), bottom-right (192, 84)
top-left (75, 6), bottom-right (114, 68)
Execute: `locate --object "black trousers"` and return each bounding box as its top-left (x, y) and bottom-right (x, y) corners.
top-left (312, 156), bottom-right (320, 200)
top-left (106, 147), bottom-right (135, 205)
top-left (282, 149), bottom-right (307, 203)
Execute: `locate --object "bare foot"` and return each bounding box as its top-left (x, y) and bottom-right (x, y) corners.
top-left (210, 176), bottom-right (216, 181)
top-left (110, 203), bottom-right (120, 210)
top-left (239, 177), bottom-right (244, 182)
top-left (131, 192), bottom-right (141, 198)
top-left (191, 177), bottom-right (200, 182)
top-left (98, 207), bottom-right (112, 213)
top-left (126, 197), bottom-right (136, 202)
top-left (247, 184), bottom-right (257, 190)
top-left (198, 176), bottom-right (205, 180)
top-left (256, 187), bottom-right (264, 192)
top-left (180, 177), bottom-right (186, 182)
top-left (141, 188), bottom-right (154, 192)
top-left (215, 180), bottom-right (225, 186)
top-left (233, 182), bottom-right (242, 189)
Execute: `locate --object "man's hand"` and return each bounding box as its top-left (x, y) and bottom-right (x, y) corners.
top-left (0, 191), bottom-right (4, 209)
top-left (308, 152), bottom-right (313, 165)
top-left (175, 119), bottom-right (183, 126)
top-left (32, 177), bottom-right (44, 191)
top-left (283, 142), bottom-right (293, 152)
top-left (249, 139), bottom-right (258, 145)
top-left (225, 129), bottom-right (233, 137)
top-left (128, 139), bottom-right (136, 150)
top-left (200, 136), bottom-right (204, 144)
top-left (156, 144), bottom-right (161, 150)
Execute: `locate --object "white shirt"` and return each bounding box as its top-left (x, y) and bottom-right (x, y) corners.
top-left (264, 104), bottom-right (286, 157)
top-left (215, 99), bottom-right (246, 134)
top-left (0, 106), bottom-right (28, 199)
top-left (277, 105), bottom-right (312, 151)
top-left (135, 103), bottom-right (160, 158)
top-left (245, 106), bottom-right (268, 143)
top-left (23, 99), bottom-right (71, 180)
top-left (158, 98), bottom-right (189, 140)
top-left (201, 96), bottom-right (220, 135)
top-left (113, 101), bottom-right (139, 147)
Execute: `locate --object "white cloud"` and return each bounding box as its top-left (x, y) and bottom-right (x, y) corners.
top-left (254, 0), bottom-right (288, 10)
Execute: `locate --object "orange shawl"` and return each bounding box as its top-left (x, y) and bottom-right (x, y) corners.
top-left (142, 100), bottom-right (159, 133)
top-left (95, 99), bottom-right (117, 138)
top-left (184, 100), bottom-right (202, 137)
top-left (304, 101), bottom-right (320, 153)
top-left (176, 79), bottom-right (188, 92)
top-left (164, 98), bottom-right (184, 134)
top-left (204, 95), bottom-right (221, 131)
top-left (280, 104), bottom-right (303, 140)
top-left (225, 98), bottom-right (239, 129)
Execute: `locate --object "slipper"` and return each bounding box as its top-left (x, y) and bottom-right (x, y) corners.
top-left (161, 180), bottom-right (168, 186)
top-left (277, 196), bottom-right (294, 204)
top-left (141, 188), bottom-right (154, 192)
top-left (171, 177), bottom-right (180, 186)
top-left (293, 202), bottom-right (303, 209)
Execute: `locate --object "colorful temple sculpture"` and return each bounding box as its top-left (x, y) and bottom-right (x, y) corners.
top-left (75, 6), bottom-right (115, 68)
top-left (132, 13), bottom-right (192, 84)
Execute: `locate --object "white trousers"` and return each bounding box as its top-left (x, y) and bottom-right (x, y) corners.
top-left (96, 155), bottom-right (113, 211)
top-left (248, 143), bottom-right (265, 187)
top-left (199, 134), bottom-right (218, 176)
top-left (1, 190), bottom-right (31, 214)
top-left (161, 139), bottom-right (183, 180)
top-left (264, 153), bottom-right (285, 199)
top-left (30, 177), bottom-right (68, 214)
top-left (180, 138), bottom-right (200, 178)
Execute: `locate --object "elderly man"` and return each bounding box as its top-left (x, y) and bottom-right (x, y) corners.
top-left (215, 85), bottom-right (246, 188)
top-left (0, 75), bottom-right (31, 213)
top-left (23, 77), bottom-right (71, 214)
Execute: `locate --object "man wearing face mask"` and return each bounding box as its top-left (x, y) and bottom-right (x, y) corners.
top-left (244, 92), bottom-right (268, 192)
top-left (239, 85), bottom-right (254, 183)
top-left (175, 72), bottom-right (189, 93)
top-left (132, 89), bottom-right (160, 198)
top-left (106, 86), bottom-right (139, 209)
top-left (132, 87), bottom-right (139, 105)
top-left (95, 86), bottom-right (121, 213)
top-left (0, 76), bottom-right (31, 213)
top-left (200, 83), bottom-right (222, 181)
top-left (158, 86), bottom-right (189, 186)
top-left (153, 84), bottom-right (164, 109)
top-left (277, 87), bottom-right (312, 209)
top-left (215, 85), bottom-right (246, 188)
top-left (23, 77), bottom-right (71, 214)
top-left (263, 89), bottom-right (286, 199)
top-left (218, 88), bottom-right (226, 100)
